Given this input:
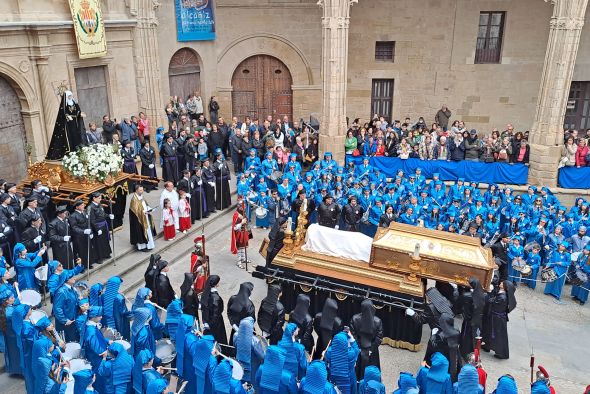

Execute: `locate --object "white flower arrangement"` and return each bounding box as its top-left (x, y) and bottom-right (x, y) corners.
top-left (62, 143), bottom-right (123, 182)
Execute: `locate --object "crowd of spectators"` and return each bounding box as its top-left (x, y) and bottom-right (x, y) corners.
top-left (344, 106), bottom-right (531, 165)
top-left (561, 129), bottom-right (590, 168)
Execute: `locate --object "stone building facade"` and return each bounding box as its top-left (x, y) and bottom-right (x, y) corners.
top-left (0, 0), bottom-right (588, 186)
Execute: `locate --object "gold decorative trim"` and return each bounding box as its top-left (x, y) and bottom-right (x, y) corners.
top-left (382, 337), bottom-right (422, 352)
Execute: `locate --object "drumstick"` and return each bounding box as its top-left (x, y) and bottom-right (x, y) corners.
top-left (160, 367), bottom-right (177, 371)
top-left (308, 345), bottom-right (315, 362)
top-left (14, 282), bottom-right (21, 299)
top-left (177, 380), bottom-right (188, 394)
top-left (146, 300), bottom-right (167, 312)
top-left (321, 340), bottom-right (331, 361)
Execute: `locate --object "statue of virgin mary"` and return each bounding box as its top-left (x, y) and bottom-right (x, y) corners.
top-left (46, 91), bottom-right (88, 160)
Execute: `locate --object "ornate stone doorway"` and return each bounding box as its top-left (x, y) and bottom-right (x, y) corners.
top-left (0, 75), bottom-right (27, 180)
top-left (169, 48), bottom-right (202, 101)
top-left (231, 55), bottom-right (292, 121)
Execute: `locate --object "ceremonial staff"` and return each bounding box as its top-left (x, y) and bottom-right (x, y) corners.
top-left (108, 198), bottom-right (116, 267)
top-left (86, 205), bottom-right (91, 282)
top-left (530, 347), bottom-right (535, 385)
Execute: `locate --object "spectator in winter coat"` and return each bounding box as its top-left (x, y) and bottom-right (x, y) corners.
top-left (464, 129), bottom-right (481, 161)
top-left (561, 136), bottom-right (578, 167)
top-left (448, 134), bottom-right (466, 162)
top-left (514, 140), bottom-right (530, 165)
top-left (435, 105), bottom-right (452, 131)
top-left (576, 138), bottom-right (589, 167)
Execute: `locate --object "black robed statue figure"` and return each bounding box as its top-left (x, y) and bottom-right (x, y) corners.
top-left (46, 90), bottom-right (87, 160)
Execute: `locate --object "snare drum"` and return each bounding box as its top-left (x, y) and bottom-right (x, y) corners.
top-left (101, 327), bottom-right (119, 341)
top-left (30, 309), bottom-right (48, 325)
top-left (520, 265), bottom-right (532, 276)
top-left (571, 269), bottom-right (589, 286)
top-left (8, 267), bottom-right (16, 279)
top-left (255, 206), bottom-right (268, 219)
top-left (65, 377), bottom-right (75, 394)
top-left (541, 267), bottom-right (558, 283)
top-left (114, 339), bottom-right (131, 354)
top-left (20, 289), bottom-right (42, 308)
top-left (68, 358), bottom-right (92, 373)
top-left (155, 339), bottom-right (177, 365)
top-left (64, 342), bottom-right (82, 360)
top-left (35, 265), bottom-right (48, 282)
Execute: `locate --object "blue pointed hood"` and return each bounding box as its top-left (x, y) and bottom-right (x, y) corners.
top-left (165, 299), bottom-right (184, 326)
top-left (109, 341), bottom-right (134, 385)
top-left (89, 283), bottom-right (103, 307)
top-left (12, 243), bottom-right (25, 263)
top-left (456, 364), bottom-right (480, 394)
top-left (73, 369), bottom-right (94, 394)
top-left (531, 381), bottom-right (551, 394)
top-left (363, 365), bottom-right (382, 383)
top-left (303, 361), bottom-right (329, 394)
top-left (132, 349), bottom-right (154, 394)
top-left (133, 287), bottom-right (151, 310)
top-left (212, 359), bottom-right (232, 394)
top-left (132, 307), bottom-right (151, 336)
top-left (259, 345), bottom-right (286, 392)
top-left (103, 276), bottom-right (123, 327)
top-left (175, 313), bottom-right (195, 377)
top-left (193, 334), bottom-right (216, 378)
top-left (329, 331), bottom-right (350, 378)
top-left (11, 304), bottom-right (30, 337)
top-left (427, 352), bottom-right (450, 383)
top-left (236, 316), bottom-right (254, 367)
top-left (494, 375), bottom-right (518, 394)
top-left (366, 380), bottom-right (384, 394)
top-left (397, 371), bottom-right (417, 392)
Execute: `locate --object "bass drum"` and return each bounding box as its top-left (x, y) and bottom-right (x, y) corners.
top-left (255, 206), bottom-right (268, 219)
top-left (541, 267), bottom-right (558, 283)
top-left (571, 269), bottom-right (589, 286)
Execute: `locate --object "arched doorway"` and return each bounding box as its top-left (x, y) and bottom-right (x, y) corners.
top-left (0, 76), bottom-right (27, 181)
top-left (231, 55), bottom-right (292, 121)
top-left (168, 48), bottom-right (201, 101)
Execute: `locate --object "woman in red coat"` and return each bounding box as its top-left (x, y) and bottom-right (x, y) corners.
top-left (576, 138), bottom-right (589, 167)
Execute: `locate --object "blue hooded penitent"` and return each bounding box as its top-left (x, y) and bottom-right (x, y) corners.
top-left (365, 381), bottom-right (383, 394)
top-left (278, 323), bottom-right (299, 377)
top-left (426, 352), bottom-right (450, 393)
top-left (302, 361), bottom-right (329, 394)
top-left (11, 304), bottom-right (30, 370)
top-left (89, 283), bottom-right (104, 307)
top-left (394, 371), bottom-right (417, 393)
top-left (193, 334), bottom-right (216, 394)
top-left (174, 313), bottom-right (195, 378)
top-left (531, 381), bottom-right (551, 394)
top-left (329, 331), bottom-right (349, 378)
top-left (494, 375), bottom-right (518, 394)
top-left (165, 299), bottom-right (184, 339)
top-left (259, 345), bottom-right (285, 392)
top-left (359, 366), bottom-right (384, 394)
top-left (132, 349), bottom-right (154, 394)
top-left (103, 276), bottom-right (123, 328)
top-left (456, 364), bottom-right (480, 394)
top-left (236, 316), bottom-right (254, 371)
top-left (109, 341), bottom-right (134, 387)
top-left (73, 369), bottom-right (94, 394)
top-left (212, 359), bottom-right (233, 394)
top-left (132, 307), bottom-right (151, 336)
top-left (133, 287), bottom-right (151, 310)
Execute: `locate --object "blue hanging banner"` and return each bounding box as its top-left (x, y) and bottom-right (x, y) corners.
top-left (175, 0), bottom-right (216, 41)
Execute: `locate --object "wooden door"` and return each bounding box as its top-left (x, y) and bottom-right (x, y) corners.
top-left (0, 76), bottom-right (27, 180)
top-left (169, 48), bottom-right (201, 101)
top-left (370, 79), bottom-right (394, 123)
top-left (74, 66), bottom-right (109, 127)
top-left (231, 55), bottom-right (292, 121)
top-left (565, 81), bottom-right (590, 130)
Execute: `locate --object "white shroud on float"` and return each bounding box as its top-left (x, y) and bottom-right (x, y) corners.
top-left (302, 223), bottom-right (373, 263)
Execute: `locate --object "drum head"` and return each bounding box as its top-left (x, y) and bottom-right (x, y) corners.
top-left (64, 342), bottom-right (82, 359)
top-left (30, 309), bottom-right (48, 325)
top-left (255, 207), bottom-right (267, 218)
top-left (520, 265), bottom-right (532, 276)
top-left (20, 289), bottom-right (42, 307)
top-left (69, 358), bottom-right (91, 373)
top-left (156, 339), bottom-right (176, 364)
top-left (114, 339), bottom-right (131, 353)
top-left (8, 267), bottom-right (16, 279)
top-left (101, 327), bottom-right (118, 341)
top-left (229, 359), bottom-right (244, 380)
top-left (35, 265), bottom-right (48, 281)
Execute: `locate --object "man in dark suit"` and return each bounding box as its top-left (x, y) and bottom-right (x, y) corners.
top-left (379, 205), bottom-right (396, 228)
top-left (491, 233), bottom-right (511, 282)
top-left (48, 206), bottom-right (74, 269)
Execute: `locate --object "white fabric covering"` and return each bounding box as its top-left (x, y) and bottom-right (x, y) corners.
top-left (302, 223), bottom-right (373, 262)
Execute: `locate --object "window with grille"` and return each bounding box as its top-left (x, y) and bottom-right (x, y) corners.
top-left (370, 79), bottom-right (394, 122)
top-left (475, 12), bottom-right (505, 64)
top-left (375, 41), bottom-right (395, 62)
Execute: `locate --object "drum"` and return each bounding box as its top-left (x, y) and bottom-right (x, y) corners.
top-left (246, 191), bottom-right (258, 202)
top-left (30, 309), bottom-right (48, 325)
top-left (8, 267), bottom-right (16, 279)
top-left (255, 206), bottom-right (268, 219)
top-left (541, 267), bottom-right (558, 283)
top-left (227, 357), bottom-right (244, 380)
top-left (571, 252), bottom-right (581, 262)
top-left (20, 289), bottom-right (42, 308)
top-left (35, 265), bottom-right (48, 282)
top-left (156, 339), bottom-right (177, 365)
top-left (114, 339), bottom-right (132, 354)
top-left (270, 171), bottom-right (283, 182)
top-left (571, 269), bottom-right (589, 286)
top-left (101, 327), bottom-right (119, 341)
top-left (65, 378), bottom-right (75, 394)
top-left (511, 258), bottom-right (526, 272)
top-left (520, 265), bottom-right (532, 276)
top-left (68, 358), bottom-right (92, 373)
top-left (64, 342), bottom-right (82, 360)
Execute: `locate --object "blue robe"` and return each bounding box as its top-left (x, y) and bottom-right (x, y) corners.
top-left (142, 369), bottom-right (163, 394)
top-left (53, 284), bottom-right (80, 342)
top-left (132, 326), bottom-right (156, 360)
top-left (180, 334), bottom-right (198, 394)
top-left (522, 253), bottom-right (541, 290)
top-left (114, 295), bottom-right (132, 341)
top-left (15, 252), bottom-right (43, 290)
top-left (4, 305), bottom-right (23, 375)
top-left (544, 251), bottom-right (570, 300)
top-left (82, 324), bottom-right (108, 393)
top-left (192, 336), bottom-right (217, 394)
top-left (22, 321), bottom-right (38, 394)
top-left (255, 195), bottom-right (271, 228)
top-left (255, 367), bottom-right (298, 394)
top-left (98, 355), bottom-right (134, 394)
top-left (507, 245), bottom-right (525, 283)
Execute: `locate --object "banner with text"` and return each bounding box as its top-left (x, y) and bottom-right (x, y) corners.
top-left (175, 0), bottom-right (216, 41)
top-left (68, 0), bottom-right (107, 59)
